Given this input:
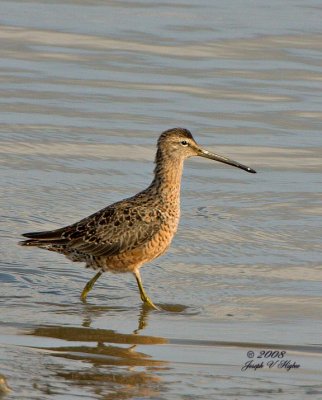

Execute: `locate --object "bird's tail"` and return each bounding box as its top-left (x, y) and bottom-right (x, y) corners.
top-left (19, 239), bottom-right (42, 246)
top-left (18, 228), bottom-right (67, 247)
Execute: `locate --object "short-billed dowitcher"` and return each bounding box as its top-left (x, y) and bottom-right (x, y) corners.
top-left (19, 128), bottom-right (256, 309)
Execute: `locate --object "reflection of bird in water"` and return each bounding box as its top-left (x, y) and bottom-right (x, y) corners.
top-left (80, 303), bottom-right (153, 333)
top-left (0, 375), bottom-right (11, 396)
top-left (31, 324), bottom-right (168, 399)
top-left (19, 128), bottom-right (256, 309)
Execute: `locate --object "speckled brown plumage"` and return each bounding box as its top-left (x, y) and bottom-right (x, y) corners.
top-left (19, 127), bottom-right (256, 309)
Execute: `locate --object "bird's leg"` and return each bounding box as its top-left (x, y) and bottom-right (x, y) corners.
top-left (80, 271), bottom-right (103, 302)
top-left (133, 269), bottom-right (159, 310)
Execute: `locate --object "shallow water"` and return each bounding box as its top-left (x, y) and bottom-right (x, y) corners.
top-left (1, 0), bottom-right (322, 398)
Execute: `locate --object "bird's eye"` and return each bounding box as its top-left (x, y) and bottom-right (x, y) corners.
top-left (181, 140), bottom-right (188, 146)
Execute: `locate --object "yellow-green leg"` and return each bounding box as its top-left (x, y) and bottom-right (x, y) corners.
top-left (80, 271), bottom-right (102, 302)
top-left (133, 269), bottom-right (159, 310)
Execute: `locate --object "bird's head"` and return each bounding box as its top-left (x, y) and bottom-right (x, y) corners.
top-left (157, 127), bottom-right (256, 173)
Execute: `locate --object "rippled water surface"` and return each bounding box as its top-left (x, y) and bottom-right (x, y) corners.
top-left (1, 1), bottom-right (322, 399)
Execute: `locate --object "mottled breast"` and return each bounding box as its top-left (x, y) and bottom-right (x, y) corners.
top-left (99, 207), bottom-right (180, 273)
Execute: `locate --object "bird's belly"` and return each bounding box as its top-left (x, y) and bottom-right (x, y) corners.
top-left (99, 224), bottom-right (177, 273)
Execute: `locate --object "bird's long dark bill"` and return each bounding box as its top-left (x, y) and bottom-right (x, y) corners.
top-left (198, 148), bottom-right (256, 173)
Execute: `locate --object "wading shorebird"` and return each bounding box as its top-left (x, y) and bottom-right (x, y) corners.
top-left (19, 128), bottom-right (256, 309)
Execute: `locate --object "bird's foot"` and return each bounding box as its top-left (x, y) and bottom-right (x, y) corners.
top-left (80, 271), bottom-right (102, 302)
top-left (141, 294), bottom-right (160, 310)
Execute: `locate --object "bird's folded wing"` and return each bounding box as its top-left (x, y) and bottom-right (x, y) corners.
top-left (62, 205), bottom-right (165, 257)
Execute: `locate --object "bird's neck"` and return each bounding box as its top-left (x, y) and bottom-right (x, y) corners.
top-left (150, 151), bottom-right (184, 205)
